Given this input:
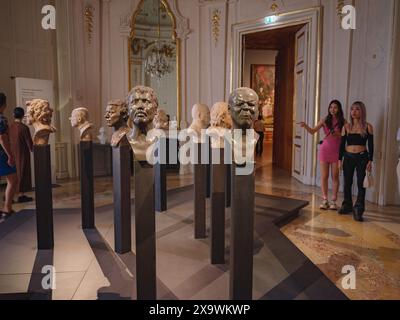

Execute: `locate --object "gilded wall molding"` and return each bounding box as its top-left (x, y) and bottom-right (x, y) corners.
top-left (211, 9), bottom-right (221, 46)
top-left (84, 4), bottom-right (95, 44)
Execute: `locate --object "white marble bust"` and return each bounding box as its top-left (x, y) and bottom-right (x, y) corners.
top-left (228, 88), bottom-right (259, 164)
top-left (105, 99), bottom-right (131, 147)
top-left (206, 102), bottom-right (232, 149)
top-left (126, 86), bottom-right (158, 162)
top-left (26, 99), bottom-right (56, 146)
top-left (70, 107), bottom-right (94, 142)
top-left (188, 103), bottom-right (210, 143)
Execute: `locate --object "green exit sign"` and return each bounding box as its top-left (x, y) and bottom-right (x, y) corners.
top-left (264, 15), bottom-right (278, 24)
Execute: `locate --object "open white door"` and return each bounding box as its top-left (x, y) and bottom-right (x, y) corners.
top-left (292, 25), bottom-right (308, 182)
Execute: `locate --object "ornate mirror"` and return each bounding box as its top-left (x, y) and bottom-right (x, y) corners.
top-left (129, 0), bottom-right (181, 127)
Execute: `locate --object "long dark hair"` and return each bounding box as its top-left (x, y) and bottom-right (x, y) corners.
top-left (325, 100), bottom-right (345, 131)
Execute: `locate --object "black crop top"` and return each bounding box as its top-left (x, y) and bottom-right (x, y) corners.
top-left (339, 128), bottom-right (374, 161)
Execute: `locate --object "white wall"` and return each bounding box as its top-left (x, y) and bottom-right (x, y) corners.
top-left (0, 0), bottom-right (56, 119)
top-left (243, 50), bottom-right (278, 88)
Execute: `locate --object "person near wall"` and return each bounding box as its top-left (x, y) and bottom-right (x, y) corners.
top-left (300, 100), bottom-right (346, 210)
top-left (0, 93), bottom-right (18, 217)
top-left (254, 115), bottom-right (265, 157)
top-left (338, 101), bottom-right (374, 222)
top-left (9, 107), bottom-right (34, 203)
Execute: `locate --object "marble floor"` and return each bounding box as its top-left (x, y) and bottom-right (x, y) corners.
top-left (1, 142), bottom-right (399, 300)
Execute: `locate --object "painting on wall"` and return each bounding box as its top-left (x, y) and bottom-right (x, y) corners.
top-left (250, 64), bottom-right (275, 140)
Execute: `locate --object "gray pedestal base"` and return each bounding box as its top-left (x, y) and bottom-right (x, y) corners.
top-left (33, 145), bottom-right (54, 250)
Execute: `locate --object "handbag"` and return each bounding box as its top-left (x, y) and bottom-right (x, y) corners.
top-left (363, 171), bottom-right (374, 189)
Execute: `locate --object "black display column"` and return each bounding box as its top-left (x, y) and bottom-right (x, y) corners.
top-left (134, 160), bottom-right (156, 300)
top-left (80, 141), bottom-right (95, 229)
top-left (33, 145), bottom-right (54, 250)
top-left (229, 163), bottom-right (255, 300)
top-left (210, 148), bottom-right (226, 264)
top-left (194, 142), bottom-right (207, 239)
top-left (112, 137), bottom-right (131, 254)
top-left (155, 137), bottom-right (167, 212)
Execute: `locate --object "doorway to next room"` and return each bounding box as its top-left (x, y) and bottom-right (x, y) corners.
top-left (242, 24), bottom-right (306, 173)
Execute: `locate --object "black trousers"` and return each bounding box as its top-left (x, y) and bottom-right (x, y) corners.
top-left (256, 131), bottom-right (265, 156)
top-left (342, 152), bottom-right (369, 210)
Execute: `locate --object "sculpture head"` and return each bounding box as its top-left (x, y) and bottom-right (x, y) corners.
top-left (127, 86), bottom-right (158, 131)
top-left (228, 88), bottom-right (259, 130)
top-left (70, 107), bottom-right (90, 128)
top-left (210, 102), bottom-right (232, 129)
top-left (105, 100), bottom-right (129, 128)
top-left (191, 103), bottom-right (210, 129)
top-left (26, 99), bottom-right (53, 126)
top-left (153, 108), bottom-right (169, 130)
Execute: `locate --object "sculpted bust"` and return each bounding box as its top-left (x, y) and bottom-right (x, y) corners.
top-left (228, 88), bottom-right (259, 162)
top-left (206, 102), bottom-right (232, 149)
top-left (70, 107), bottom-right (94, 141)
top-left (126, 86), bottom-right (158, 161)
top-left (188, 103), bottom-right (210, 143)
top-left (26, 99), bottom-right (56, 146)
top-left (105, 100), bottom-right (131, 147)
top-left (153, 108), bottom-right (169, 131)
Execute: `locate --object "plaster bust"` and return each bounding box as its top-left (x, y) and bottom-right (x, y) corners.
top-left (206, 102), bottom-right (232, 149)
top-left (153, 108), bottom-right (169, 131)
top-left (188, 103), bottom-right (210, 143)
top-left (26, 99), bottom-right (56, 146)
top-left (105, 99), bottom-right (131, 147)
top-left (126, 86), bottom-right (158, 161)
top-left (228, 88), bottom-right (260, 163)
top-left (70, 107), bottom-right (94, 141)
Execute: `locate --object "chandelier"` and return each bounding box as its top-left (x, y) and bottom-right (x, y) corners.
top-left (145, 42), bottom-right (173, 79)
top-left (144, 1), bottom-right (174, 80)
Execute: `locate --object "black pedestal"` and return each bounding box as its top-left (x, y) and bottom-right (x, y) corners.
top-left (206, 140), bottom-right (211, 198)
top-left (80, 141), bottom-right (95, 229)
top-left (194, 143), bottom-right (206, 239)
top-left (155, 163), bottom-right (167, 212)
top-left (112, 139), bottom-right (131, 254)
top-left (210, 148), bottom-right (226, 264)
top-left (33, 145), bottom-right (54, 250)
top-left (226, 164), bottom-right (231, 208)
top-left (229, 164), bottom-right (255, 300)
top-left (134, 161), bottom-right (156, 300)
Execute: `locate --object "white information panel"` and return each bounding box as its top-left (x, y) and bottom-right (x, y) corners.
top-left (15, 77), bottom-right (57, 185)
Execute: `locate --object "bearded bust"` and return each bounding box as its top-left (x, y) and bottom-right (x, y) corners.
top-left (126, 86), bottom-right (158, 161)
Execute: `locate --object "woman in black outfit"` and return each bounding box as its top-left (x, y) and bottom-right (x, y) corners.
top-left (338, 101), bottom-right (374, 222)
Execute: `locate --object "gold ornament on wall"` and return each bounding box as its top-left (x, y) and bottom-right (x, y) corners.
top-left (337, 0), bottom-right (345, 24)
top-left (84, 5), bottom-right (95, 44)
top-left (211, 9), bottom-right (221, 47)
top-left (270, 1), bottom-right (279, 12)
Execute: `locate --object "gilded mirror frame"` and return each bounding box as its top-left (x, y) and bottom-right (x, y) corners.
top-left (128, 0), bottom-right (182, 129)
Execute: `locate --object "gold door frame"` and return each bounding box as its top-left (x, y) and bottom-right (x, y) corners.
top-left (128, 0), bottom-right (182, 129)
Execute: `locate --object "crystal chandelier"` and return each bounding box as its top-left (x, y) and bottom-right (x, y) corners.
top-left (145, 43), bottom-right (173, 79)
top-left (144, 1), bottom-right (173, 80)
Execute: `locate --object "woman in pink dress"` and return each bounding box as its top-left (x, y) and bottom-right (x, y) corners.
top-left (299, 100), bottom-right (345, 210)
